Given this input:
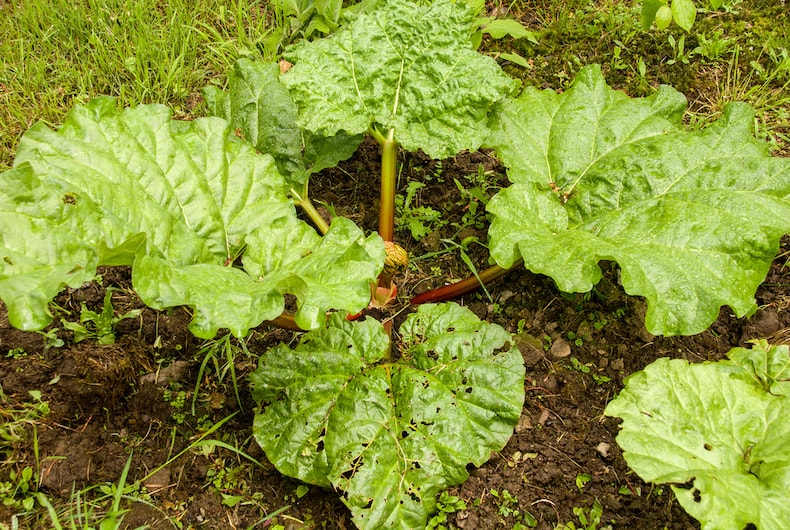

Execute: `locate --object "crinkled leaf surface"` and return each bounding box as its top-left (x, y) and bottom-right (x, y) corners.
top-left (605, 345), bottom-right (790, 529)
top-left (202, 59), bottom-right (363, 188)
top-left (728, 340), bottom-right (790, 396)
top-left (280, 0), bottom-right (518, 159)
top-left (251, 302), bottom-right (525, 529)
top-left (485, 64), bottom-right (790, 336)
top-left (0, 98), bottom-right (384, 337)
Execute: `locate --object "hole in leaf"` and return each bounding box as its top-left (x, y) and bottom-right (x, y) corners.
top-left (675, 478), bottom-right (695, 490)
top-left (316, 439), bottom-right (324, 452)
top-left (743, 524), bottom-right (757, 530)
top-left (465, 387), bottom-right (473, 394)
top-left (401, 430), bottom-right (409, 439)
top-left (704, 443), bottom-right (713, 451)
top-left (692, 489), bottom-right (701, 503)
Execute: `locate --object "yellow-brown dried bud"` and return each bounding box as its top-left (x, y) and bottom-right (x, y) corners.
top-left (383, 241), bottom-right (408, 276)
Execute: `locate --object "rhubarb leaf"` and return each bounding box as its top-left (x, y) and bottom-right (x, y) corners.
top-left (605, 343), bottom-right (790, 530)
top-left (728, 339), bottom-right (790, 396)
top-left (0, 98), bottom-right (384, 337)
top-left (280, 0), bottom-right (517, 159)
top-left (485, 64), bottom-right (790, 336)
top-left (202, 59), bottom-right (363, 188)
top-left (251, 302), bottom-right (525, 529)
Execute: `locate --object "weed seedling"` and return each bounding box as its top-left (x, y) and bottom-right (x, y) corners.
top-left (396, 181), bottom-right (447, 241)
top-left (555, 499), bottom-right (610, 530)
top-left (427, 491), bottom-right (467, 530)
top-left (61, 289), bottom-right (141, 344)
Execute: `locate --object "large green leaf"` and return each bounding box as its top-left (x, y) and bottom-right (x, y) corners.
top-left (279, 0), bottom-right (518, 159)
top-left (0, 98), bottom-right (384, 337)
top-left (485, 64), bottom-right (790, 336)
top-left (605, 343), bottom-right (790, 529)
top-left (202, 59), bottom-right (363, 189)
top-left (251, 302), bottom-right (525, 529)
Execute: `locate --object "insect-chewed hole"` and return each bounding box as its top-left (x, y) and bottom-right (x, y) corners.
top-left (675, 478), bottom-right (695, 490)
top-left (692, 489), bottom-right (701, 503)
top-left (703, 443), bottom-right (713, 451)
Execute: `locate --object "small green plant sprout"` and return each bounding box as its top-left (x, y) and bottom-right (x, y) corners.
top-left (489, 488), bottom-right (538, 527)
top-left (575, 472), bottom-right (592, 493)
top-left (426, 491), bottom-right (466, 530)
top-left (666, 34), bottom-right (692, 65)
top-left (490, 487), bottom-right (519, 518)
top-left (555, 499), bottom-right (609, 530)
top-left (61, 288), bottom-right (141, 344)
top-left (5, 347), bottom-right (27, 359)
top-left (35, 328), bottom-right (64, 350)
top-left (454, 164), bottom-right (496, 230)
top-left (162, 385), bottom-right (188, 424)
top-left (605, 340), bottom-right (790, 529)
top-left (395, 181), bottom-right (447, 241)
top-left (0, 466), bottom-right (36, 511)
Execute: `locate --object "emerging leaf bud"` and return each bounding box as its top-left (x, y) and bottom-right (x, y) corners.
top-left (383, 241), bottom-right (408, 277)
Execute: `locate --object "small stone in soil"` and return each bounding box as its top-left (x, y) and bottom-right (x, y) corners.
top-left (549, 338), bottom-right (571, 359)
top-left (595, 442), bottom-right (611, 459)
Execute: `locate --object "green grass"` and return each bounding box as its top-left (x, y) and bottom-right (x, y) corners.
top-left (0, 0), bottom-right (275, 171)
top-left (497, 0), bottom-right (790, 154)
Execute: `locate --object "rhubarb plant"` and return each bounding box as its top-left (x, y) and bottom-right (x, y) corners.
top-left (0, 98), bottom-right (384, 337)
top-left (278, 0), bottom-right (517, 241)
top-left (484, 64), bottom-right (790, 336)
top-left (605, 340), bottom-right (790, 529)
top-left (250, 302), bottom-right (525, 529)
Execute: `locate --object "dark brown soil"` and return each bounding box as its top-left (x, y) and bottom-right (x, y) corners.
top-left (1, 138), bottom-right (788, 529)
